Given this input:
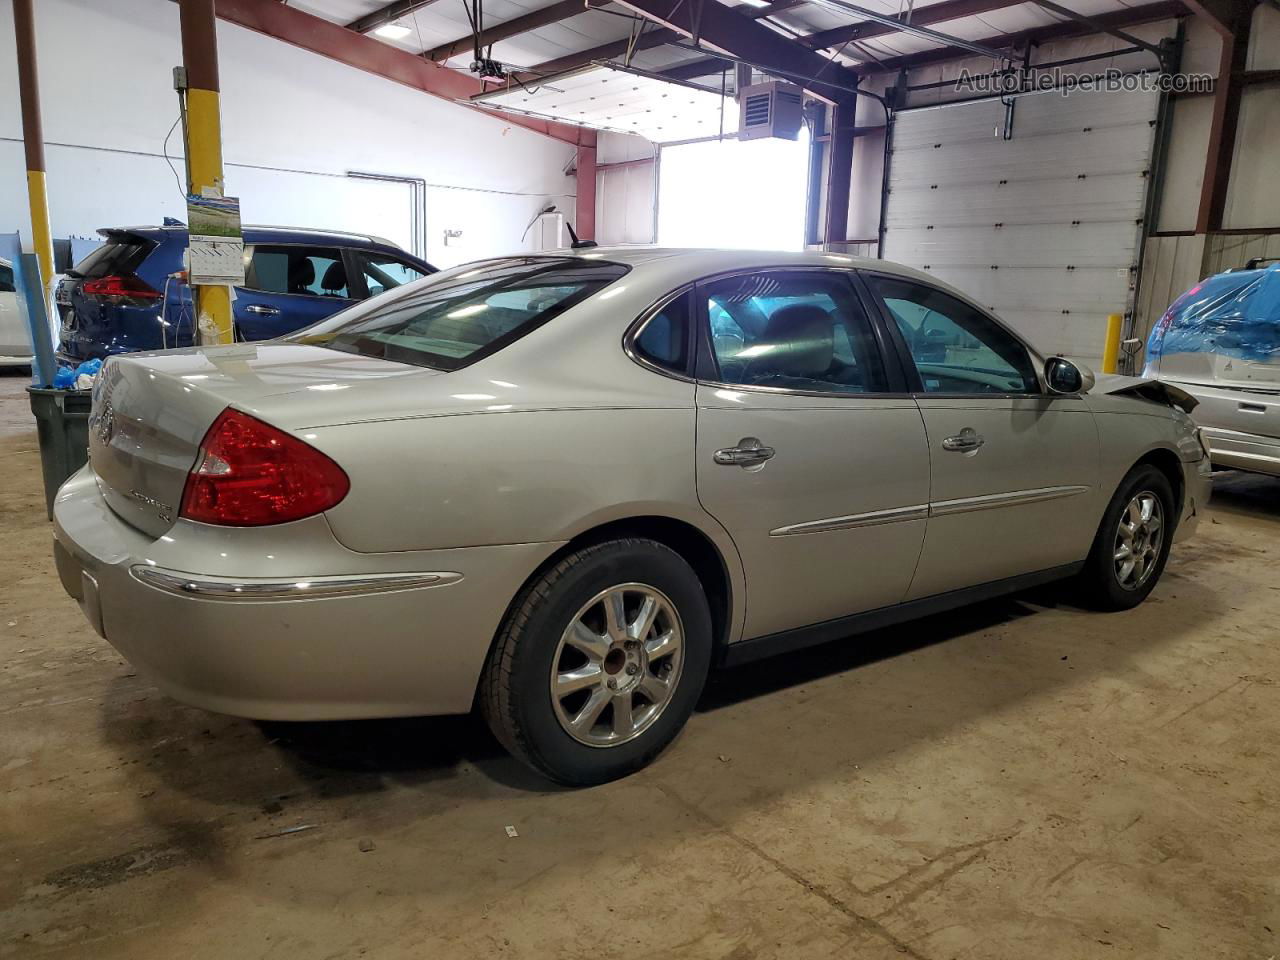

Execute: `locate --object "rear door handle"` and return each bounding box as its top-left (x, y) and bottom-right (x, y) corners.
top-left (942, 428), bottom-right (985, 452)
top-left (714, 437), bottom-right (776, 467)
top-left (245, 304), bottom-right (280, 316)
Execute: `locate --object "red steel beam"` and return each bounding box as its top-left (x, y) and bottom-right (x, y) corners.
top-left (1195, 0), bottom-right (1252, 231)
top-left (576, 130), bottom-right (598, 240)
top-left (211, 0), bottom-right (590, 144)
top-left (610, 0), bottom-right (860, 103)
top-left (1179, 0), bottom-right (1235, 37)
top-left (823, 99), bottom-right (856, 249)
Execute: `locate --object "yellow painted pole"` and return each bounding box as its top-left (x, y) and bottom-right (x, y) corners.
top-left (179, 0), bottom-right (234, 345)
top-left (1102, 313), bottom-right (1123, 374)
top-left (12, 0), bottom-right (56, 305)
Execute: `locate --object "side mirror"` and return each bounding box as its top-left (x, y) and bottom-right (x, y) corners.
top-left (1045, 356), bottom-right (1095, 395)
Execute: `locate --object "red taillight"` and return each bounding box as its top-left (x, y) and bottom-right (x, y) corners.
top-left (179, 409), bottom-right (350, 526)
top-left (81, 274), bottom-right (162, 300)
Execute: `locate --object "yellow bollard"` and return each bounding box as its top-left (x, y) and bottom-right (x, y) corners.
top-left (1101, 313), bottom-right (1123, 374)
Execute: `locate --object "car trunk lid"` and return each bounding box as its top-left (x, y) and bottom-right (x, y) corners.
top-left (88, 343), bottom-right (432, 537)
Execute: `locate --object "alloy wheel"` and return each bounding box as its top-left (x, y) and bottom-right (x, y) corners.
top-left (1113, 491), bottom-right (1164, 591)
top-left (550, 583), bottom-right (685, 747)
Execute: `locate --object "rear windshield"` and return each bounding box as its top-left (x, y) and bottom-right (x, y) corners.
top-left (68, 237), bottom-right (153, 279)
top-left (293, 256), bottom-right (629, 370)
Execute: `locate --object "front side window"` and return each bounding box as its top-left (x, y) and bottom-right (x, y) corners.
top-left (867, 275), bottom-right (1038, 394)
top-left (702, 272), bottom-right (887, 394)
top-left (246, 246), bottom-right (349, 298)
top-left (356, 251), bottom-right (428, 297)
top-left (293, 256), bottom-right (628, 370)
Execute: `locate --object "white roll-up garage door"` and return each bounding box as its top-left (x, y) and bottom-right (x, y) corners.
top-left (883, 87), bottom-right (1159, 366)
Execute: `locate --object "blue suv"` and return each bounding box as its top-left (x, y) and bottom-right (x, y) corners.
top-left (56, 225), bottom-right (434, 363)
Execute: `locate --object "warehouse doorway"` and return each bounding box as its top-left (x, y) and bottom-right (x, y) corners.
top-left (657, 131), bottom-right (809, 252)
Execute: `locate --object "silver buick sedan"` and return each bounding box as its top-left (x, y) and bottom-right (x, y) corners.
top-left (53, 249), bottom-right (1211, 784)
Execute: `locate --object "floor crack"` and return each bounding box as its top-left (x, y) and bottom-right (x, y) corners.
top-left (654, 781), bottom-right (934, 960)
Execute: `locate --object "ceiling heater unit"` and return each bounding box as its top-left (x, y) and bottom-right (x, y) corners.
top-left (738, 81), bottom-right (804, 141)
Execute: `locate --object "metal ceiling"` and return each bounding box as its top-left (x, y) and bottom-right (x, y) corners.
top-left (285, 0), bottom-right (1190, 134)
top-left (292, 0), bottom-right (1179, 72)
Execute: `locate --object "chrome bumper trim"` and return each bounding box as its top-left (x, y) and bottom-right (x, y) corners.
top-left (929, 485), bottom-right (1090, 518)
top-left (130, 566), bottom-right (462, 600)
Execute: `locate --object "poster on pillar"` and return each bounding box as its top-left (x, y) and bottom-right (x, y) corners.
top-left (186, 194), bottom-right (245, 286)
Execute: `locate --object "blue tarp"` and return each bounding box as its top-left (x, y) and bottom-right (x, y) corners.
top-left (1147, 262), bottom-right (1280, 366)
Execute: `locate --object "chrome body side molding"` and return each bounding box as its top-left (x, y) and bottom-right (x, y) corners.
top-left (927, 485), bottom-right (1090, 517)
top-left (770, 485), bottom-right (1090, 537)
top-left (130, 566), bottom-right (462, 600)
top-left (770, 504), bottom-right (930, 537)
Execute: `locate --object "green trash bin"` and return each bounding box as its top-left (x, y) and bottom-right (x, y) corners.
top-left (28, 387), bottom-right (92, 520)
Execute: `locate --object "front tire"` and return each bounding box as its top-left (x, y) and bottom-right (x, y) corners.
top-left (1077, 464), bottom-right (1176, 611)
top-left (480, 538), bottom-right (712, 786)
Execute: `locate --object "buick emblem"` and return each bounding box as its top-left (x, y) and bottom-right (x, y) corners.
top-left (94, 404), bottom-right (115, 445)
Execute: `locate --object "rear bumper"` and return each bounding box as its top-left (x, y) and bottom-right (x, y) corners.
top-left (52, 465), bottom-right (561, 720)
top-left (1201, 426), bottom-right (1280, 477)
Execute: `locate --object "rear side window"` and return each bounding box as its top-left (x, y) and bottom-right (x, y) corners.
top-left (246, 246), bottom-right (349, 298)
top-left (633, 290), bottom-right (691, 374)
top-left (294, 256), bottom-right (628, 370)
top-left (69, 238), bottom-right (152, 279)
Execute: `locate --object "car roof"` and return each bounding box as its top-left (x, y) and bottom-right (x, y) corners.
top-left (545, 245), bottom-right (955, 298)
top-left (100, 224), bottom-right (403, 251)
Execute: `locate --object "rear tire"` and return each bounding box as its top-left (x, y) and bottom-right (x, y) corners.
top-left (480, 538), bottom-right (712, 786)
top-left (1077, 464), bottom-right (1176, 611)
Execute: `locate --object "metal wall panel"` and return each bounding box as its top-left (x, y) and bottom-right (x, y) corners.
top-left (884, 88), bottom-right (1160, 366)
top-left (596, 161), bottom-right (656, 245)
top-left (1134, 234), bottom-right (1206, 352)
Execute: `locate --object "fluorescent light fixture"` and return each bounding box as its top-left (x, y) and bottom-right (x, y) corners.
top-left (446, 304), bottom-right (488, 319)
top-left (373, 21), bottom-right (412, 40)
top-left (452, 393), bottom-right (497, 401)
top-left (598, 286), bottom-right (628, 300)
top-left (738, 0), bottom-right (773, 7)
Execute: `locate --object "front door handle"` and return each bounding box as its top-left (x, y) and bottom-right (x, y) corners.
top-left (714, 437), bottom-right (776, 467)
top-left (942, 428), bottom-right (985, 453)
top-left (245, 304), bottom-right (281, 316)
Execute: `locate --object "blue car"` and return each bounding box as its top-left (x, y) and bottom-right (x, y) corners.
top-left (55, 225), bottom-right (434, 363)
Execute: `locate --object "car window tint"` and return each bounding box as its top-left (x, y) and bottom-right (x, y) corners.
top-left (247, 246), bottom-right (349, 298)
top-left (867, 275), bottom-right (1038, 394)
top-left (292, 256), bottom-right (628, 371)
top-left (357, 252), bottom-right (427, 297)
top-left (633, 291), bottom-right (690, 374)
top-left (702, 272), bottom-right (887, 394)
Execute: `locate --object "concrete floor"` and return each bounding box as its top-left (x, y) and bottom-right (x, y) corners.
top-left (1, 368), bottom-right (1278, 960)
